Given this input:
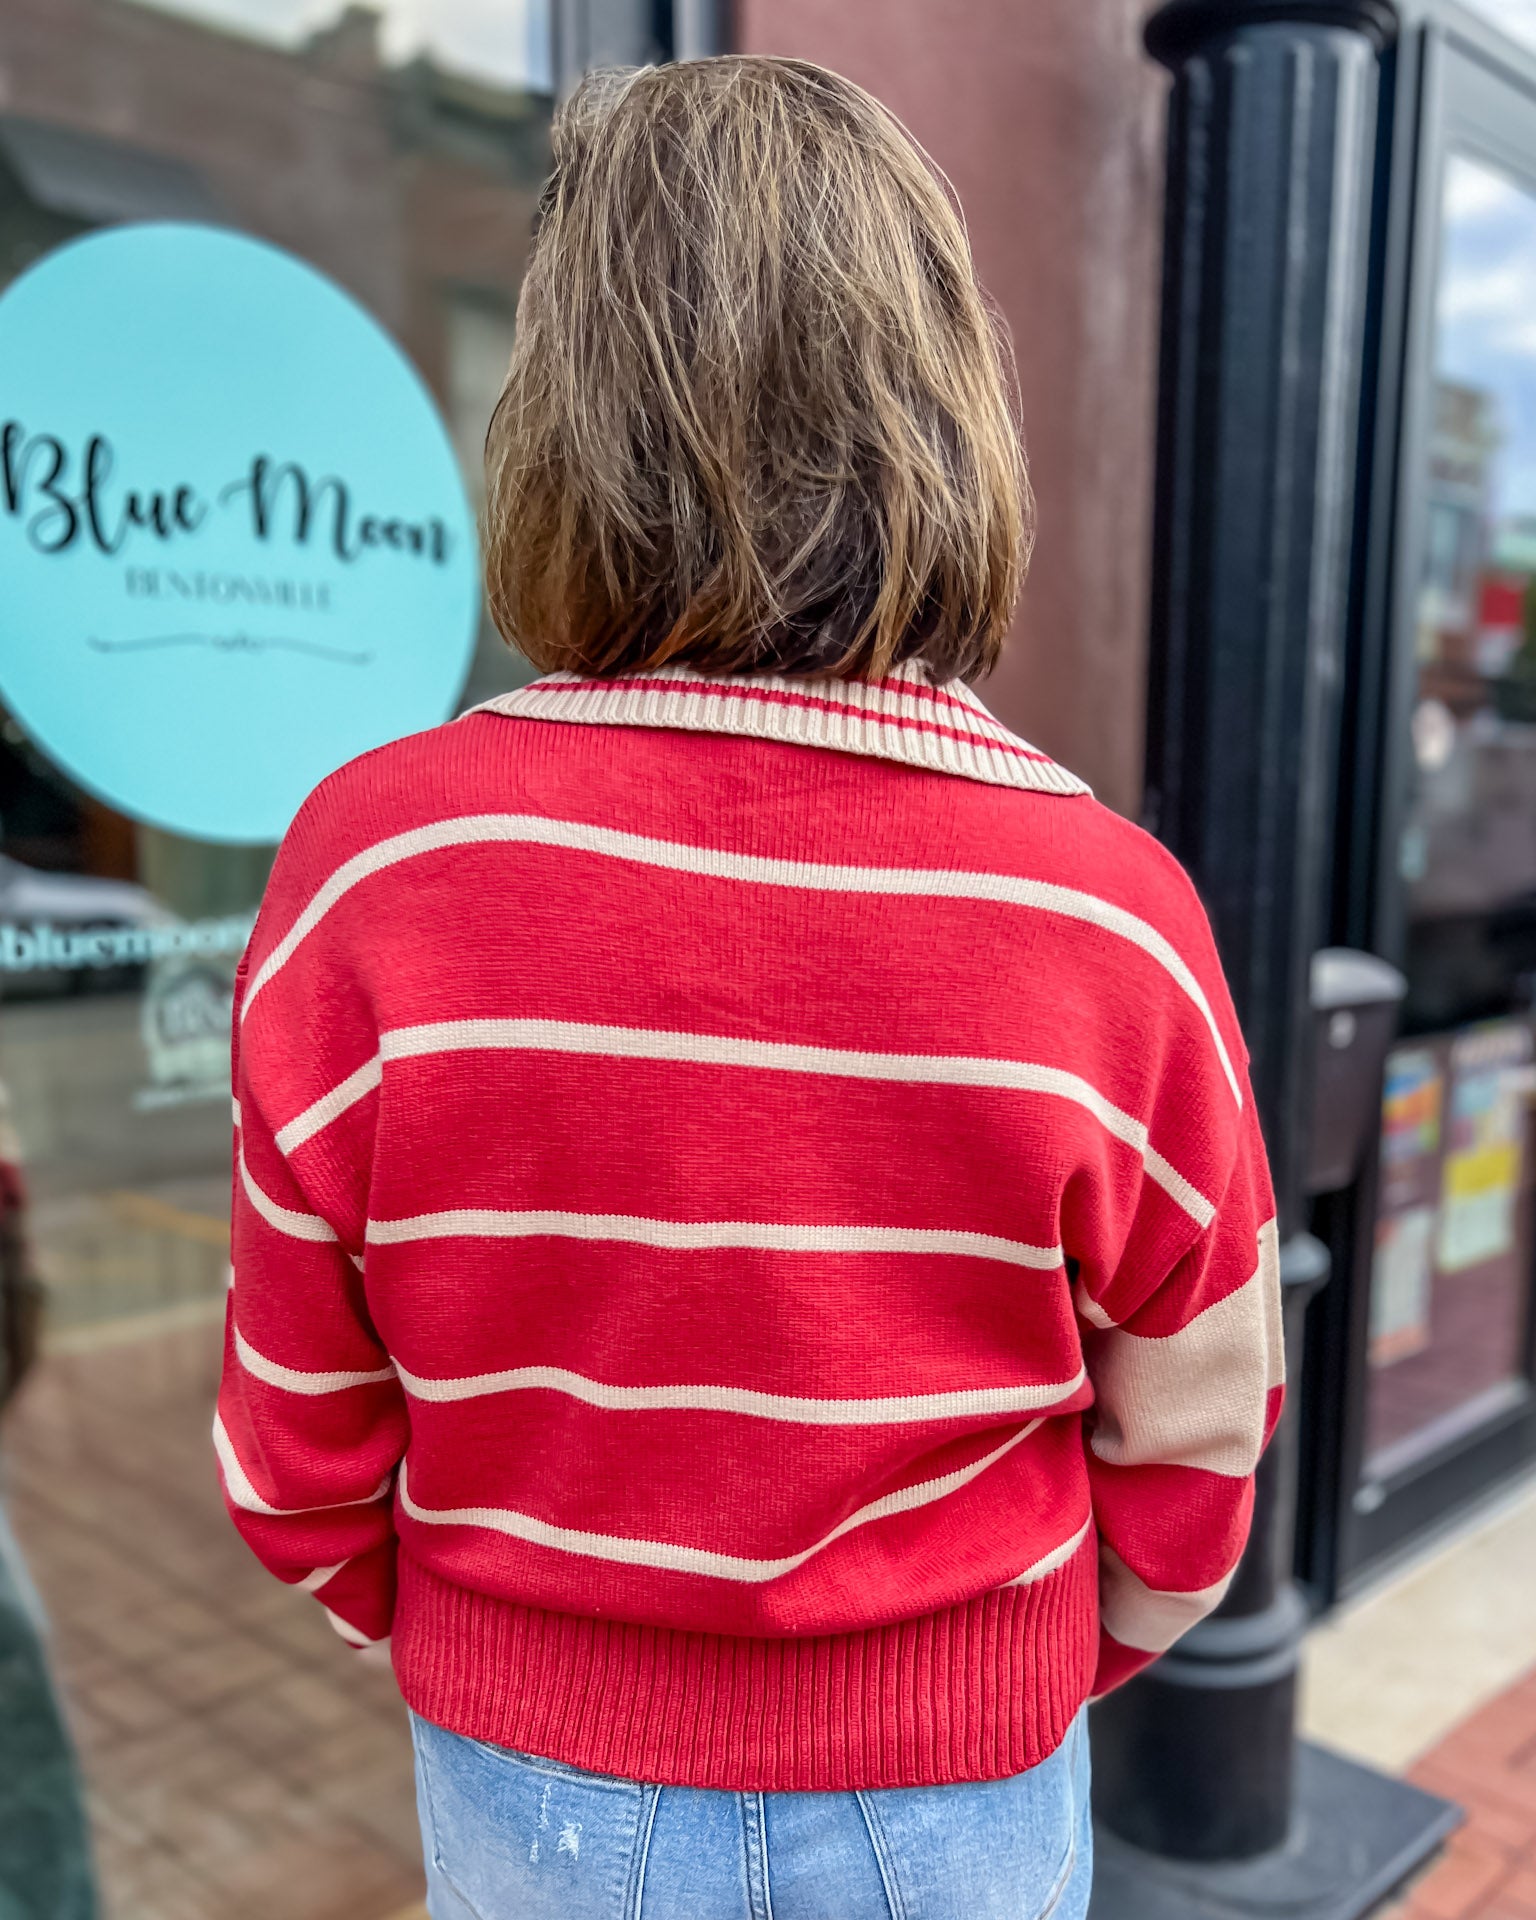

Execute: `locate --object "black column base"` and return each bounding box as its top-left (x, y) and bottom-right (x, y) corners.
top-left (1088, 1742), bottom-right (1460, 1920)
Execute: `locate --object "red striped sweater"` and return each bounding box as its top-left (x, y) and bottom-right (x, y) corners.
top-left (217, 660), bottom-right (1282, 1790)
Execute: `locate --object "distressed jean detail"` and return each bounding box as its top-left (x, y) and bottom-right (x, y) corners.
top-left (411, 1707), bottom-right (1092, 1920)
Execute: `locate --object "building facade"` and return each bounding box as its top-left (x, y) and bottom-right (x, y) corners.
top-left (1, 0), bottom-right (1536, 1911)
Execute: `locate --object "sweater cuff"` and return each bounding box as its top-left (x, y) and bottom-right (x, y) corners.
top-left (305, 1538), bottom-right (398, 1649)
top-left (1091, 1630), bottom-right (1159, 1698)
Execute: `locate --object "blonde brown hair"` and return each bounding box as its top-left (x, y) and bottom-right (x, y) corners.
top-left (485, 57), bottom-right (1029, 683)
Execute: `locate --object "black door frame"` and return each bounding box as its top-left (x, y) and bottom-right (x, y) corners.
top-left (1298, 1), bottom-right (1536, 1605)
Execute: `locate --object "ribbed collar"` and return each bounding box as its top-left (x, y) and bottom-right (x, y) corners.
top-left (474, 660), bottom-right (1089, 797)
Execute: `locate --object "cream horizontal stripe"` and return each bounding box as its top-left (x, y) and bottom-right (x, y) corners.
top-left (1098, 1540), bottom-right (1236, 1653)
top-left (1141, 1147), bottom-right (1212, 1223)
top-left (274, 1054), bottom-right (383, 1155)
top-left (241, 809), bottom-right (1234, 1106)
top-left (1074, 1284), bottom-right (1117, 1332)
top-left (211, 1413), bottom-right (393, 1518)
top-left (371, 1019), bottom-right (1216, 1228)
top-left (213, 1444), bottom-right (277, 1517)
top-left (238, 1144), bottom-right (336, 1245)
top-left (1257, 1217), bottom-right (1284, 1391)
top-left (397, 1419), bottom-right (1043, 1583)
top-left (322, 1607), bottom-right (381, 1649)
top-left (1087, 1221), bottom-right (1285, 1479)
top-left (1004, 1515), bottom-right (1094, 1586)
top-left (235, 1327), bottom-right (396, 1396)
top-left (391, 1355), bottom-right (1085, 1424)
top-left (366, 1207), bottom-right (1063, 1271)
top-left (296, 1562), bottom-right (346, 1594)
top-left (236, 1110), bottom-right (365, 1267)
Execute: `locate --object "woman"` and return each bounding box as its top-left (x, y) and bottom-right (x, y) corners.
top-left (217, 57), bottom-right (1281, 1920)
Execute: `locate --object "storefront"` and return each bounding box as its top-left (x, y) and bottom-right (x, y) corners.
top-left (0, 0), bottom-right (547, 1343)
top-left (1301, 0), bottom-right (1536, 1600)
top-left (2, 0), bottom-right (1534, 1911)
top-left (0, 5), bottom-right (550, 1913)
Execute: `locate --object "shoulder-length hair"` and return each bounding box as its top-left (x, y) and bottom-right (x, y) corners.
top-left (484, 56), bottom-right (1030, 684)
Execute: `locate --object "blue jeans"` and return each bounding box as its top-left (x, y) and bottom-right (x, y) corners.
top-left (410, 1709), bottom-right (1091, 1920)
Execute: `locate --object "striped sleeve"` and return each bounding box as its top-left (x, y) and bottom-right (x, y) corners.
top-left (215, 944), bottom-right (407, 1663)
top-left (1082, 1094), bottom-right (1282, 1694)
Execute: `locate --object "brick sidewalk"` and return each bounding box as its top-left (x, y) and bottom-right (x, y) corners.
top-left (6, 1320), bottom-right (424, 1920)
top-left (1392, 1666), bottom-right (1536, 1920)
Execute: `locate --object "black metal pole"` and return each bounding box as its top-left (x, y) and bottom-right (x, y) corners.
top-left (1087, 3), bottom-right (1458, 1914)
top-left (1137, 0), bottom-right (1392, 1229)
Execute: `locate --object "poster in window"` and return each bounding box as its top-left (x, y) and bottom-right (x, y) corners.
top-left (1369, 1046), bottom-right (1445, 1367)
top-left (1437, 1021), bottom-right (1533, 1274)
top-left (1379, 1046), bottom-right (1444, 1212)
top-left (1370, 1206), bottom-right (1437, 1367)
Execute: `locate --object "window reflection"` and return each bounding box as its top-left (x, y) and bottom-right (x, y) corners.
top-left (0, 3), bottom-right (549, 1913)
top-left (1402, 155), bottom-right (1536, 1030)
top-left (123, 0), bottom-right (552, 92)
top-left (1460, 0), bottom-right (1536, 59)
top-left (1367, 154), bottom-right (1536, 1480)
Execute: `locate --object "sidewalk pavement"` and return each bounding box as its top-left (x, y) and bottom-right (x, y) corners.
top-left (1394, 1667), bottom-right (1536, 1920)
top-left (5, 1313), bottom-right (425, 1920)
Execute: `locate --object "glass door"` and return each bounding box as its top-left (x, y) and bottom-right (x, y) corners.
top-left (1315, 15), bottom-right (1536, 1589)
top-left (1366, 144), bottom-right (1536, 1484)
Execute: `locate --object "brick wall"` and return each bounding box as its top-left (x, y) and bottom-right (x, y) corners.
top-left (0, 0), bottom-right (542, 405)
top-left (738, 1), bottom-right (1166, 815)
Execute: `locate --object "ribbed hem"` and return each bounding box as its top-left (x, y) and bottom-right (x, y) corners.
top-left (392, 1540), bottom-right (1097, 1791)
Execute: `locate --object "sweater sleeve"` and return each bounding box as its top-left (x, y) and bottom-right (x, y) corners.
top-left (1081, 1090), bottom-right (1283, 1695)
top-left (215, 935), bottom-right (408, 1661)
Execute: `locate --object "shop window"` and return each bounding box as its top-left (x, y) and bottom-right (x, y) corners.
top-left (1368, 152), bottom-right (1536, 1478)
top-left (0, 5), bottom-right (551, 1914)
top-left (445, 292), bottom-right (517, 508)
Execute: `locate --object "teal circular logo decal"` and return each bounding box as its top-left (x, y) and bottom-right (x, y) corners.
top-left (0, 224), bottom-right (480, 844)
